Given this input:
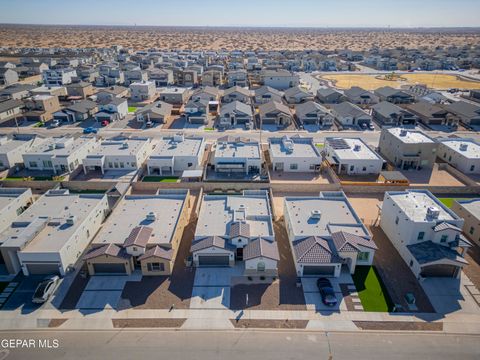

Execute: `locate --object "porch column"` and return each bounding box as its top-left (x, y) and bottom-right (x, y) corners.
top-left (338, 162), bottom-right (341, 174)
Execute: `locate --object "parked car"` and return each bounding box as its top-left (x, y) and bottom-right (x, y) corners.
top-left (316, 278), bottom-right (337, 307)
top-left (368, 123), bottom-right (375, 130)
top-left (83, 127), bottom-right (98, 134)
top-left (32, 275), bottom-right (60, 304)
top-left (101, 120), bottom-right (109, 127)
top-left (50, 119), bottom-right (60, 128)
top-left (145, 120), bottom-right (153, 128)
top-left (360, 123), bottom-right (367, 130)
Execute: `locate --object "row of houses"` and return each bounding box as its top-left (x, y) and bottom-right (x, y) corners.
top-left (0, 186), bottom-right (474, 283)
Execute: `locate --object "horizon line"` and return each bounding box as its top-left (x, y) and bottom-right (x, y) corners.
top-left (1, 22), bottom-right (480, 30)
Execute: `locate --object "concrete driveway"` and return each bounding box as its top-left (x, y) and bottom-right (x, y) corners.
top-left (76, 274), bottom-right (142, 310)
top-left (190, 265), bottom-right (243, 310)
top-left (420, 273), bottom-right (480, 315)
top-left (301, 277), bottom-right (347, 312)
top-left (1, 276), bottom-right (57, 313)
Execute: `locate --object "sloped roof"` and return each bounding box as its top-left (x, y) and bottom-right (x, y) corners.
top-left (83, 244), bottom-right (131, 260)
top-left (223, 86), bottom-right (250, 97)
top-left (407, 241), bottom-right (468, 265)
top-left (229, 221), bottom-right (251, 238)
top-left (137, 245), bottom-right (173, 261)
top-left (123, 226), bottom-right (153, 248)
top-left (293, 236), bottom-right (342, 264)
top-left (259, 100), bottom-right (292, 116)
top-left (433, 222), bottom-right (461, 232)
top-left (243, 237), bottom-right (279, 261)
top-left (331, 231), bottom-right (377, 252)
top-left (190, 236), bottom-right (235, 253)
top-left (220, 101), bottom-right (253, 117)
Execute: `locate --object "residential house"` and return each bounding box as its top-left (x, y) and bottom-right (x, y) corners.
top-left (0, 84), bottom-right (36, 101)
top-left (124, 68), bottom-right (148, 86)
top-left (95, 97), bottom-right (128, 122)
top-left (0, 68), bottom-right (19, 86)
top-left (174, 68), bottom-right (198, 87)
top-left (253, 86), bottom-right (284, 105)
top-left (42, 68), bottom-right (76, 86)
top-left (66, 82), bottom-right (95, 99)
top-left (407, 102), bottom-right (459, 127)
top-left (83, 190), bottom-right (190, 276)
top-left (371, 101), bottom-right (418, 126)
top-left (284, 192), bottom-right (376, 277)
top-left (381, 190), bottom-right (469, 278)
top-left (201, 69), bottom-right (223, 87)
top-left (284, 86), bottom-right (314, 104)
top-left (53, 100), bottom-right (98, 123)
top-left (0, 189), bottom-right (109, 276)
top-left (129, 81), bottom-right (156, 102)
top-left (378, 127), bottom-right (438, 170)
top-left (344, 87), bottom-right (379, 105)
top-left (82, 137), bottom-right (153, 175)
top-left (268, 136), bottom-right (322, 172)
top-left (295, 101), bottom-right (334, 128)
top-left (330, 102), bottom-right (372, 128)
top-left (259, 70), bottom-right (299, 90)
top-left (218, 101), bottom-right (254, 129)
top-left (222, 86), bottom-right (251, 104)
top-left (437, 138), bottom-right (480, 174)
top-left (374, 86), bottom-right (415, 104)
top-left (451, 199), bottom-right (480, 246)
top-left (191, 190), bottom-right (279, 277)
top-left (0, 188), bottom-right (33, 235)
top-left (158, 88), bottom-right (189, 105)
top-left (0, 135), bottom-right (39, 169)
top-left (324, 137), bottom-right (384, 175)
top-left (147, 134), bottom-right (205, 175)
top-left (0, 99), bottom-right (24, 122)
top-left (258, 101), bottom-right (294, 127)
top-left (443, 101), bottom-right (480, 127)
top-left (184, 98), bottom-right (210, 124)
top-left (227, 69), bottom-right (248, 87)
top-left (316, 88), bottom-right (345, 104)
top-left (96, 64), bottom-right (124, 86)
top-left (211, 136), bottom-right (262, 175)
top-left (135, 101), bottom-right (173, 124)
top-left (95, 86), bottom-right (129, 102)
top-left (23, 136), bottom-right (98, 174)
top-left (23, 95), bottom-right (61, 122)
top-left (148, 68), bottom-right (174, 87)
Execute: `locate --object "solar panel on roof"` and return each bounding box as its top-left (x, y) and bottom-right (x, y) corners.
top-left (327, 138), bottom-right (351, 150)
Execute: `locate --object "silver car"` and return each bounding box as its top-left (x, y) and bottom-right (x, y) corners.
top-left (32, 275), bottom-right (60, 304)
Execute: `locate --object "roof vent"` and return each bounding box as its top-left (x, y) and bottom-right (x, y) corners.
top-left (353, 144), bottom-right (361, 152)
top-left (122, 142), bottom-right (129, 149)
top-left (66, 215), bottom-right (76, 225)
top-left (459, 143), bottom-right (468, 151)
top-left (399, 129), bottom-right (408, 137)
top-left (146, 211), bottom-right (157, 221)
top-left (310, 210), bottom-right (322, 219)
top-left (426, 206), bottom-right (440, 220)
top-left (173, 133), bottom-right (184, 142)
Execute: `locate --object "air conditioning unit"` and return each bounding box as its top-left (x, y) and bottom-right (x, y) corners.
top-left (146, 212), bottom-right (157, 221)
top-left (426, 206), bottom-right (440, 220)
top-left (310, 210), bottom-right (322, 219)
top-left (66, 215), bottom-right (76, 225)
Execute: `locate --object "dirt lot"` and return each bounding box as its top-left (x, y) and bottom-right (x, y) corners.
top-left (321, 73), bottom-right (480, 91)
top-left (269, 171), bottom-right (332, 184)
top-left (230, 220), bottom-right (306, 311)
top-left (230, 319), bottom-right (308, 329)
top-left (348, 195), bottom-right (435, 313)
top-left (463, 242), bottom-right (480, 291)
top-left (112, 318), bottom-right (186, 328)
top-left (354, 321), bottom-right (443, 331)
top-left (400, 164), bottom-right (466, 187)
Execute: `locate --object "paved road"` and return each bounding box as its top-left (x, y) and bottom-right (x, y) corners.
top-left (0, 330), bottom-right (478, 360)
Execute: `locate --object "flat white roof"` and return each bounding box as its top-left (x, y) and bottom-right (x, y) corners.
top-left (150, 136), bottom-right (204, 158)
top-left (440, 139), bottom-right (480, 159)
top-left (0, 188), bottom-right (30, 211)
top-left (326, 137), bottom-right (381, 161)
top-left (269, 136), bottom-right (320, 159)
top-left (87, 138), bottom-right (150, 157)
top-left (214, 141), bottom-right (261, 160)
top-left (386, 190), bottom-right (456, 222)
top-left (387, 128), bottom-right (434, 144)
top-left (0, 190), bottom-right (106, 253)
top-left (458, 199), bottom-right (480, 219)
top-left (284, 193), bottom-right (368, 238)
top-left (0, 137), bottom-right (32, 154)
top-left (26, 136), bottom-right (95, 157)
top-left (92, 192), bottom-right (188, 246)
top-left (195, 191), bottom-right (274, 239)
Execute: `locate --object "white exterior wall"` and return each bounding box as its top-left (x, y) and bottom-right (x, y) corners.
top-left (0, 189), bottom-right (33, 233)
top-left (270, 153), bottom-right (320, 172)
top-left (192, 247), bottom-right (235, 266)
top-left (0, 106), bottom-right (22, 121)
top-left (245, 257), bottom-right (277, 272)
top-left (0, 141), bottom-right (33, 169)
top-left (263, 76), bottom-right (299, 90)
top-left (438, 142), bottom-right (480, 174)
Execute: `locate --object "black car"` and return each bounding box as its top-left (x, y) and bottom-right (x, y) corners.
top-left (316, 277), bottom-right (337, 306)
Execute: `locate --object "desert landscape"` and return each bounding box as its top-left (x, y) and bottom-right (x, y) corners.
top-left (320, 73), bottom-right (480, 90)
top-left (0, 24), bottom-right (480, 50)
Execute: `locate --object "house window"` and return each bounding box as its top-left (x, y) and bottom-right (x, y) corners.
top-left (147, 262), bottom-right (164, 272)
top-left (469, 227), bottom-right (475, 235)
top-left (349, 165), bottom-right (354, 172)
top-left (417, 232), bottom-right (425, 241)
top-left (120, 162), bottom-right (124, 168)
top-left (470, 165), bottom-right (475, 172)
top-left (132, 247), bottom-right (137, 251)
top-left (42, 160), bottom-right (53, 168)
top-left (257, 262), bottom-right (265, 272)
top-left (357, 252), bottom-right (369, 261)
top-left (362, 167), bottom-right (367, 171)
top-left (108, 162), bottom-right (113, 168)
top-left (440, 235), bottom-right (448, 243)
top-left (409, 260), bottom-right (413, 267)
top-left (290, 163), bottom-right (298, 170)
top-left (29, 161), bottom-right (38, 168)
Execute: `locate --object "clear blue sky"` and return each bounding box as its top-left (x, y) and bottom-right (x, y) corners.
top-left (1, 0), bottom-right (479, 27)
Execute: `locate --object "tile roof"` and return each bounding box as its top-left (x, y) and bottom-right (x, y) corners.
top-left (433, 222), bottom-right (461, 232)
top-left (83, 244), bottom-right (131, 260)
top-left (229, 221), bottom-right (251, 238)
top-left (293, 236), bottom-right (342, 264)
top-left (123, 226), bottom-right (153, 248)
top-left (331, 231), bottom-right (377, 252)
top-left (190, 236), bottom-right (235, 252)
top-left (407, 241), bottom-right (468, 265)
top-left (137, 245), bottom-right (173, 261)
top-left (243, 237), bottom-right (279, 261)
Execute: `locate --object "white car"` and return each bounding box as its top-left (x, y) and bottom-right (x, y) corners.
top-left (32, 275), bottom-right (60, 304)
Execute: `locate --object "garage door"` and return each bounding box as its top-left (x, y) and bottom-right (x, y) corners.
top-left (303, 265), bottom-right (335, 276)
top-left (420, 264), bottom-right (458, 277)
top-left (198, 255), bottom-right (230, 266)
top-left (25, 263), bottom-right (60, 275)
top-left (93, 263), bottom-right (127, 274)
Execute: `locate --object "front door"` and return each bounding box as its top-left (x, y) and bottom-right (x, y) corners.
top-left (236, 248), bottom-right (243, 261)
